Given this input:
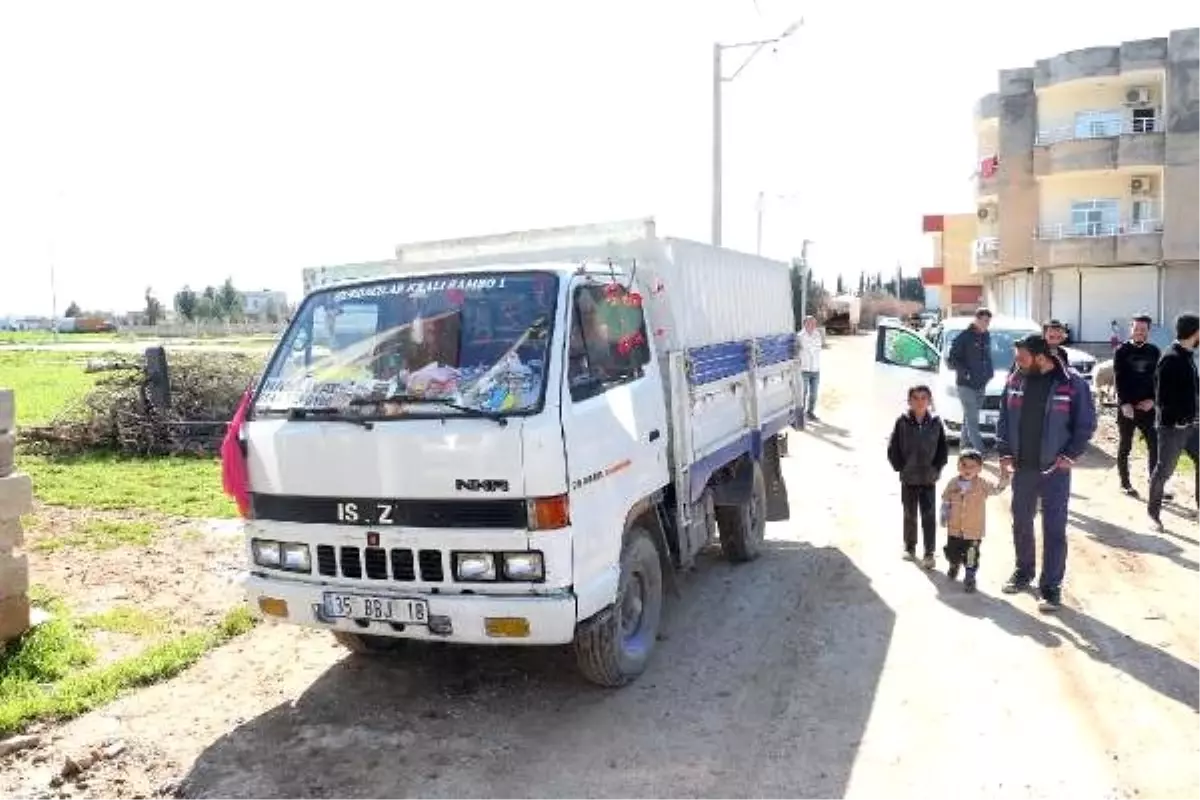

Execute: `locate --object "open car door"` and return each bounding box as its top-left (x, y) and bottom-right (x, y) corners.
top-left (872, 323), bottom-right (941, 435)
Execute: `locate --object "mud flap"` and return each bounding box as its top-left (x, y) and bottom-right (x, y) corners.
top-left (645, 504), bottom-right (680, 599)
top-left (764, 437), bottom-right (790, 522)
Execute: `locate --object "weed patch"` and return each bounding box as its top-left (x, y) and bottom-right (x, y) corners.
top-left (0, 603), bottom-right (255, 735)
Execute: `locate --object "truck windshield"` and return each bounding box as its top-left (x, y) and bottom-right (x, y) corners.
top-left (256, 271), bottom-right (559, 417)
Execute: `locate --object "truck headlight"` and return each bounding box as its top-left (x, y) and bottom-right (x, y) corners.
top-left (502, 552), bottom-right (544, 581)
top-left (252, 539), bottom-right (311, 572)
top-left (279, 542), bottom-right (311, 573)
top-left (251, 538), bottom-right (281, 568)
top-left (454, 552), bottom-right (497, 581)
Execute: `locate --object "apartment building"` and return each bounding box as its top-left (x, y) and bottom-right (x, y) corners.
top-left (971, 27), bottom-right (1198, 342)
top-left (919, 212), bottom-right (984, 316)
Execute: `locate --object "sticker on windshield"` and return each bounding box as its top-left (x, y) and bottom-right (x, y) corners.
top-left (332, 277), bottom-right (508, 303)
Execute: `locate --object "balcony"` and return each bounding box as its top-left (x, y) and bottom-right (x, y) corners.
top-left (976, 156), bottom-right (999, 196)
top-left (1034, 116), bottom-right (1164, 176)
top-left (972, 237), bottom-right (1000, 273)
top-left (1033, 219), bottom-right (1163, 267)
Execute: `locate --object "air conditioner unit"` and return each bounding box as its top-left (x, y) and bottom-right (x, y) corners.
top-left (1130, 176), bottom-right (1153, 195)
top-left (1125, 86), bottom-right (1151, 105)
top-left (977, 205), bottom-right (998, 222)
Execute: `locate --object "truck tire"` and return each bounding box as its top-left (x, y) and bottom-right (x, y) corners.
top-left (716, 460), bottom-right (767, 562)
top-left (331, 631), bottom-right (407, 655)
top-left (574, 527), bottom-right (664, 688)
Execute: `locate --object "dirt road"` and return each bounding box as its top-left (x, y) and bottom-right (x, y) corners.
top-left (3, 335), bottom-right (1197, 799)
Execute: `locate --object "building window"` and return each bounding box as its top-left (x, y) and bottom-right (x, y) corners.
top-left (1131, 199), bottom-right (1158, 232)
top-left (1073, 110), bottom-right (1123, 139)
top-left (1131, 108), bottom-right (1157, 133)
top-left (1070, 199), bottom-right (1119, 236)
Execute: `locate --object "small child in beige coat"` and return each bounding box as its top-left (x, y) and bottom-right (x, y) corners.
top-left (940, 449), bottom-right (1009, 592)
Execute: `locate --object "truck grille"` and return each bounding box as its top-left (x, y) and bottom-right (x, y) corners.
top-left (250, 494), bottom-right (526, 529)
top-left (316, 544), bottom-right (446, 583)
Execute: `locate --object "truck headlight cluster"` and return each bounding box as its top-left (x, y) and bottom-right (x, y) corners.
top-left (453, 551), bottom-right (544, 582)
top-left (251, 538), bottom-right (311, 573)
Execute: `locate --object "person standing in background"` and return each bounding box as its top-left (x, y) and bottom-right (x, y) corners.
top-left (1148, 313), bottom-right (1200, 530)
top-left (1113, 314), bottom-right (1162, 498)
top-left (797, 316), bottom-right (823, 421)
top-left (946, 308), bottom-right (993, 452)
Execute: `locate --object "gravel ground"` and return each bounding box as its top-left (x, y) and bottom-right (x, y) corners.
top-left (2, 334), bottom-right (1196, 799)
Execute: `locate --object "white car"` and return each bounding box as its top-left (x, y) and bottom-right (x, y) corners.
top-left (873, 315), bottom-right (1097, 444)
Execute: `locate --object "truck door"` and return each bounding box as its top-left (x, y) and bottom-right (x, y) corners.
top-left (560, 278), bottom-right (669, 621)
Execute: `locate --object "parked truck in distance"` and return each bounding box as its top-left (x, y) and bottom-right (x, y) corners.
top-left (234, 218), bottom-right (803, 686)
top-left (823, 294), bottom-right (861, 335)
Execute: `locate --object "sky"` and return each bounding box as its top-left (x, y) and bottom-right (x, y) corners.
top-left (0, 0), bottom-right (1195, 316)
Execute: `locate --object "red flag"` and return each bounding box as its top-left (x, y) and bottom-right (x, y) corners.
top-left (221, 389), bottom-right (253, 518)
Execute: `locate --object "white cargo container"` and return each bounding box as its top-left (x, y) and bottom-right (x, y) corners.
top-left (242, 219), bottom-right (802, 686)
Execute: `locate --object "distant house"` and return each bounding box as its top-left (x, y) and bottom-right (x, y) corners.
top-left (241, 290), bottom-right (288, 320)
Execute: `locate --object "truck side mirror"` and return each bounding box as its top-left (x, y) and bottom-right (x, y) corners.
top-left (144, 346), bottom-right (171, 409)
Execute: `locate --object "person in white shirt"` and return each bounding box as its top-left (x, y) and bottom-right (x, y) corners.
top-left (797, 316), bottom-right (823, 421)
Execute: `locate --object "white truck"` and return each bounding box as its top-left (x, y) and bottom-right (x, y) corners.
top-left (238, 218), bottom-right (802, 686)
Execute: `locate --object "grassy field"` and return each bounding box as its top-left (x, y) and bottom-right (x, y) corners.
top-left (0, 588), bottom-right (254, 736)
top-left (0, 331), bottom-right (120, 346)
top-left (1, 351), bottom-right (237, 517)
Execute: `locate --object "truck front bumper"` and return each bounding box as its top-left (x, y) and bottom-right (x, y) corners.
top-left (243, 573), bottom-right (578, 646)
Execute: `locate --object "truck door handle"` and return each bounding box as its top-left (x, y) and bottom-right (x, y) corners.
top-left (648, 429), bottom-right (661, 442)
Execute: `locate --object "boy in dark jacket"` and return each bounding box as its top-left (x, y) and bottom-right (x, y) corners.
top-left (887, 384), bottom-right (949, 568)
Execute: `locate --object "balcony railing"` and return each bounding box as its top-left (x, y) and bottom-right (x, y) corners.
top-left (1035, 220), bottom-right (1163, 239)
top-left (1035, 116), bottom-right (1161, 146)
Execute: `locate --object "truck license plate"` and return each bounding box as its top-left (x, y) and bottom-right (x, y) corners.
top-left (322, 593), bottom-right (428, 624)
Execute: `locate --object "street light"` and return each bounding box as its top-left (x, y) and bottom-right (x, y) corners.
top-left (755, 190), bottom-right (803, 256)
top-left (711, 18), bottom-right (803, 247)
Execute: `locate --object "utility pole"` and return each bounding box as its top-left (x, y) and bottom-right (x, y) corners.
top-left (711, 19), bottom-right (803, 248)
top-left (798, 239), bottom-right (811, 322)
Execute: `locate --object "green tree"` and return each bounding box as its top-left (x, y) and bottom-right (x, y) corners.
top-left (174, 286), bottom-right (198, 321)
top-left (218, 278), bottom-right (242, 322)
top-left (64, 301), bottom-right (81, 317)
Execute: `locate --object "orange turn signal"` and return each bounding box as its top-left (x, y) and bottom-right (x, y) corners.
top-left (257, 596), bottom-right (289, 618)
top-left (527, 495), bottom-right (570, 530)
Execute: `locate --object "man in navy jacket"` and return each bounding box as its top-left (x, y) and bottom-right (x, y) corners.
top-left (996, 334), bottom-right (1097, 612)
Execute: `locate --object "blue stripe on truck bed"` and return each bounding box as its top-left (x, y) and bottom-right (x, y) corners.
top-left (687, 334), bottom-right (796, 386)
top-left (757, 333), bottom-right (796, 367)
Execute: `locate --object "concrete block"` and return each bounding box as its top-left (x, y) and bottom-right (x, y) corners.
top-left (0, 389), bottom-right (12, 433)
top-left (0, 517), bottom-right (22, 550)
top-left (0, 593), bottom-right (31, 643)
top-left (0, 430), bottom-right (14, 478)
top-left (0, 553), bottom-right (28, 600)
top-left (0, 472), bottom-right (33, 519)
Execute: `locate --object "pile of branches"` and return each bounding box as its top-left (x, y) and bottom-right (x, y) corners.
top-left (20, 352), bottom-right (262, 458)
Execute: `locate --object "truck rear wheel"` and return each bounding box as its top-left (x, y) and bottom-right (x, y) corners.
top-left (574, 527), bottom-right (664, 688)
top-left (716, 460), bottom-right (767, 562)
top-left (332, 630), bottom-right (407, 655)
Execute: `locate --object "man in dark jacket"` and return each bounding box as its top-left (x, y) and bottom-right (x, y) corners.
top-left (1147, 312), bottom-right (1200, 530)
top-left (887, 384), bottom-right (949, 569)
top-left (1113, 314), bottom-right (1162, 497)
top-left (996, 334), bottom-right (1096, 612)
top-left (946, 308), bottom-right (993, 452)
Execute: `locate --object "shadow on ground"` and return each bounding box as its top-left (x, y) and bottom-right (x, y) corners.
top-left (1067, 509), bottom-right (1198, 572)
top-left (180, 542), bottom-right (895, 799)
top-left (920, 569), bottom-right (1198, 713)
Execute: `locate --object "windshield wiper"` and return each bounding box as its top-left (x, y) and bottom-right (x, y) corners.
top-left (283, 406), bottom-right (375, 429)
top-left (347, 393), bottom-right (508, 426)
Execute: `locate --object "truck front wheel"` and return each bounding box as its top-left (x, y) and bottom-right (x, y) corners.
top-left (716, 459), bottom-right (767, 562)
top-left (574, 527), bottom-right (664, 688)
